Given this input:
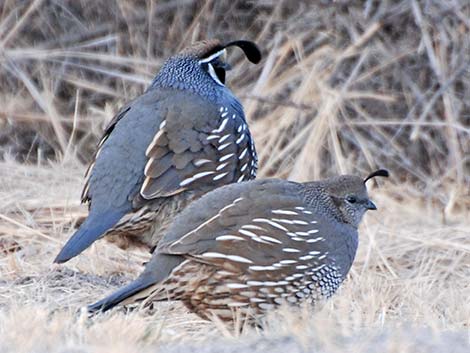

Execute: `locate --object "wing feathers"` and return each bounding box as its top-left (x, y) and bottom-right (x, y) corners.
top-left (140, 104), bottom-right (257, 201)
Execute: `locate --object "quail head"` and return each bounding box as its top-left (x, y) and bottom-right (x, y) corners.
top-left (88, 170), bottom-right (389, 322)
top-left (53, 39), bottom-right (262, 264)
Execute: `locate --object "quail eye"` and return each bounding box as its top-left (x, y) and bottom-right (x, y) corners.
top-left (346, 195), bottom-right (357, 204)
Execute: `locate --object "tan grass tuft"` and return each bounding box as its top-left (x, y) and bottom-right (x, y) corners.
top-left (0, 1), bottom-right (469, 351)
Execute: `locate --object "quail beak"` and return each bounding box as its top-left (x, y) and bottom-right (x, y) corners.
top-left (214, 60), bottom-right (231, 71)
top-left (209, 51), bottom-right (231, 71)
top-left (365, 200), bottom-right (377, 210)
top-left (221, 62), bottom-right (232, 71)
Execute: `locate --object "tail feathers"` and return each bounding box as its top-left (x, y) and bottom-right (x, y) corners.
top-left (88, 254), bottom-right (186, 313)
top-left (88, 276), bottom-right (157, 313)
top-left (54, 210), bottom-right (126, 264)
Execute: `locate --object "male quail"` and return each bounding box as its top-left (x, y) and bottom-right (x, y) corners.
top-left (88, 170), bottom-right (389, 321)
top-left (54, 39), bottom-right (261, 263)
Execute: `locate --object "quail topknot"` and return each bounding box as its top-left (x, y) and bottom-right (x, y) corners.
top-left (88, 169), bottom-right (389, 321)
top-left (54, 39), bottom-right (262, 264)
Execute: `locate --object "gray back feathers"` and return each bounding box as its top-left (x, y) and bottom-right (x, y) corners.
top-left (157, 177), bottom-right (366, 279)
top-left (55, 39), bottom-right (261, 264)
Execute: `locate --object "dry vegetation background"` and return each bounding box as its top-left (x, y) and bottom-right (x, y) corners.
top-left (0, 0), bottom-right (469, 352)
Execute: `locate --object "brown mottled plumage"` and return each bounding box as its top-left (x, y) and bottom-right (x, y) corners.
top-left (88, 170), bottom-right (389, 322)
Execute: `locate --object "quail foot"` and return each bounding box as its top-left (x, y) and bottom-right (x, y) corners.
top-left (88, 170), bottom-right (389, 321)
top-left (54, 39), bottom-right (261, 263)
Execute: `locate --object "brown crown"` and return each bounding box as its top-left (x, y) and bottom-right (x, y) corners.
top-left (179, 39), bottom-right (262, 64)
top-left (179, 39), bottom-right (224, 59)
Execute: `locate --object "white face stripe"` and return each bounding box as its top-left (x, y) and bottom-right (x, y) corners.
top-left (198, 49), bottom-right (226, 64)
top-left (207, 63), bottom-right (224, 86)
top-left (199, 49), bottom-right (226, 87)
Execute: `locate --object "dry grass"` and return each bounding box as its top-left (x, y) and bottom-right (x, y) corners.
top-left (0, 0), bottom-right (469, 352)
top-left (0, 159), bottom-right (469, 352)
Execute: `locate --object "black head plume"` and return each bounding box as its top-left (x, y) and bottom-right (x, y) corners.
top-left (364, 169), bottom-right (389, 184)
top-left (223, 40), bottom-right (262, 64)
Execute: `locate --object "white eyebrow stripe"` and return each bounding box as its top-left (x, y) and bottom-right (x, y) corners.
top-left (198, 49), bottom-right (226, 64)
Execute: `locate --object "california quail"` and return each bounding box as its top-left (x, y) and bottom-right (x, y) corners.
top-left (88, 170), bottom-right (389, 321)
top-left (54, 39), bottom-right (261, 263)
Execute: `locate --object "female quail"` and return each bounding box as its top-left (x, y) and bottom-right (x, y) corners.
top-left (54, 39), bottom-right (261, 263)
top-left (88, 170), bottom-right (389, 321)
